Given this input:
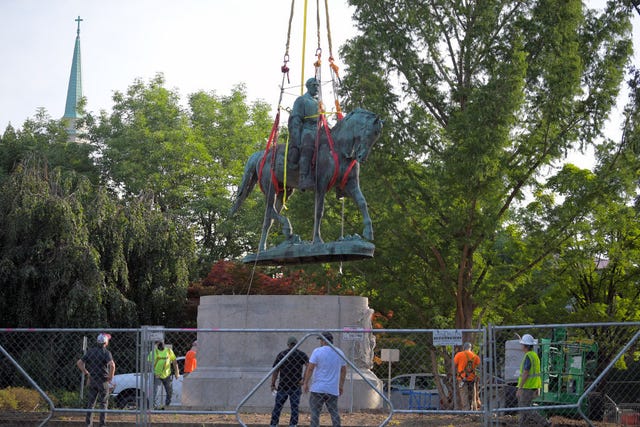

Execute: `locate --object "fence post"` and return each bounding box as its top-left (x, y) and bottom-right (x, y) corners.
top-left (0, 343), bottom-right (55, 427)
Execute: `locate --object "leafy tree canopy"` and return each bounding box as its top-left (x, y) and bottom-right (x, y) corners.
top-left (339, 0), bottom-right (635, 328)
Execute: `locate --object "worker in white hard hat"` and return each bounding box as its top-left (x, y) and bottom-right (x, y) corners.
top-left (77, 333), bottom-right (115, 427)
top-left (516, 334), bottom-right (550, 426)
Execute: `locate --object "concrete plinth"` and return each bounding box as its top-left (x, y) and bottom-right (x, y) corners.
top-left (182, 295), bottom-right (383, 411)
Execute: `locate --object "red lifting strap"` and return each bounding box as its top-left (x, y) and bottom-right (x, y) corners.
top-left (340, 159), bottom-right (357, 190)
top-left (258, 111), bottom-right (282, 194)
top-left (319, 113), bottom-right (340, 191)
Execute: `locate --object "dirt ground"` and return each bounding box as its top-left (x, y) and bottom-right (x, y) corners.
top-left (40, 412), bottom-right (617, 426)
top-left (148, 413), bottom-right (614, 426)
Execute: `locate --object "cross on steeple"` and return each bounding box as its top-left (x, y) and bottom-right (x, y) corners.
top-left (75, 16), bottom-right (83, 35)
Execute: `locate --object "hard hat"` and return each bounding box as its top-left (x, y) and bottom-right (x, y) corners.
top-left (519, 334), bottom-right (536, 346)
top-left (97, 333), bottom-right (111, 344)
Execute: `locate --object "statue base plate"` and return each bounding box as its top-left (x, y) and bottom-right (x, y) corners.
top-left (242, 235), bottom-right (374, 265)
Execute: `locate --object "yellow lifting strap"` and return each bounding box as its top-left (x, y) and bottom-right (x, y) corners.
top-left (300, 0), bottom-right (309, 95)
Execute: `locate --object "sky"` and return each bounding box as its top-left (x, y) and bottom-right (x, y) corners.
top-left (0, 0), bottom-right (638, 170)
top-left (0, 0), bottom-right (357, 131)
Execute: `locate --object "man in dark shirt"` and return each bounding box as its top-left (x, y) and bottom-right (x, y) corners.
top-left (77, 333), bottom-right (115, 427)
top-left (270, 336), bottom-right (309, 427)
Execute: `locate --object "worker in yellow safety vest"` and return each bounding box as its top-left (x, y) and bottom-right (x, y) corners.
top-left (516, 334), bottom-right (550, 426)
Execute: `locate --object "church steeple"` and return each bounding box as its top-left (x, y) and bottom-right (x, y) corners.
top-left (63, 16), bottom-right (83, 139)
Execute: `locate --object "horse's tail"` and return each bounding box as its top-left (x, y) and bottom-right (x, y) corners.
top-left (230, 151), bottom-right (262, 215)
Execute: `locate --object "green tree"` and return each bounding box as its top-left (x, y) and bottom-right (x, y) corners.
top-left (0, 157), bottom-right (106, 327)
top-left (90, 76), bottom-right (273, 276)
top-left (499, 62), bottom-right (640, 326)
top-left (187, 85), bottom-right (272, 273)
top-left (340, 0), bottom-right (634, 328)
top-left (118, 196), bottom-right (195, 326)
top-left (0, 155), bottom-right (195, 327)
top-left (0, 108), bottom-right (99, 184)
top-left (503, 69), bottom-right (640, 370)
top-left (94, 74), bottom-right (207, 214)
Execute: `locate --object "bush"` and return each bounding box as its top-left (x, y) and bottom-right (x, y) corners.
top-left (0, 387), bottom-right (46, 411)
top-left (0, 389), bottom-right (18, 410)
top-left (54, 390), bottom-right (82, 408)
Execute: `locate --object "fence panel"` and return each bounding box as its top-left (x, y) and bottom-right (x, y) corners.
top-left (0, 324), bottom-right (638, 426)
top-left (488, 323), bottom-right (640, 426)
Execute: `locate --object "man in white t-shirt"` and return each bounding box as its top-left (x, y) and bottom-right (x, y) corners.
top-left (303, 332), bottom-right (347, 427)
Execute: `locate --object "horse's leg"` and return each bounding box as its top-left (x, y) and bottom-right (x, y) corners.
top-left (312, 188), bottom-right (325, 244)
top-left (346, 183), bottom-right (373, 241)
top-left (259, 188), bottom-right (277, 251)
top-left (274, 192), bottom-right (293, 240)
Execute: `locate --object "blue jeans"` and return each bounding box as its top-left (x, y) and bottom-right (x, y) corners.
top-left (270, 388), bottom-right (301, 426)
top-left (85, 381), bottom-right (110, 426)
top-left (309, 392), bottom-right (340, 427)
top-left (154, 375), bottom-right (173, 407)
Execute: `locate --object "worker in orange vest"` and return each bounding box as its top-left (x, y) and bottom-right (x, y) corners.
top-left (454, 342), bottom-right (481, 410)
top-left (184, 340), bottom-right (197, 376)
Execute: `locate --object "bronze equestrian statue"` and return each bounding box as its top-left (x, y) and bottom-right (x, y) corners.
top-left (231, 108), bottom-right (383, 253)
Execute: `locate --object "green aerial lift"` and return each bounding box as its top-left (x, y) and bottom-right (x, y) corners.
top-left (535, 328), bottom-right (600, 417)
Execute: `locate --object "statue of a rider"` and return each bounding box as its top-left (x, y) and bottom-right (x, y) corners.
top-left (288, 77), bottom-right (320, 190)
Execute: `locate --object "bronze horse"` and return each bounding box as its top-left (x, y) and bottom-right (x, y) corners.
top-left (230, 108), bottom-right (383, 252)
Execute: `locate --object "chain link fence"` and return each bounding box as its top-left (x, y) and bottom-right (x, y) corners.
top-left (0, 324), bottom-right (638, 426)
top-left (486, 323), bottom-right (640, 426)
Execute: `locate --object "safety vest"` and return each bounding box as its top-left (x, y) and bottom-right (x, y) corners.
top-left (517, 350), bottom-right (542, 389)
top-left (149, 348), bottom-right (175, 379)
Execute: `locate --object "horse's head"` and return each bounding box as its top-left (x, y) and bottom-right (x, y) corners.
top-left (332, 108), bottom-right (383, 163)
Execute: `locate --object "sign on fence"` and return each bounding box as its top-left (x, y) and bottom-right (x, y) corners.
top-left (142, 325), bottom-right (164, 342)
top-left (433, 329), bottom-right (463, 346)
top-left (381, 348), bottom-right (400, 362)
top-left (342, 326), bottom-right (365, 341)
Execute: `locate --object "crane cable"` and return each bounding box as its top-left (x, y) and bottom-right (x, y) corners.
top-left (324, 0), bottom-right (343, 119)
top-left (311, 0), bottom-right (325, 195)
top-left (314, 0), bottom-right (324, 112)
top-left (247, 0), bottom-right (298, 297)
top-left (323, 0), bottom-right (345, 275)
top-left (280, 0), bottom-right (297, 206)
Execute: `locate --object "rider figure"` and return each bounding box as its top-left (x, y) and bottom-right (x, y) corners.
top-left (288, 77), bottom-right (320, 190)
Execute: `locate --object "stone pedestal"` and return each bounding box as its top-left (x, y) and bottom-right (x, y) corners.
top-left (182, 295), bottom-right (383, 411)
